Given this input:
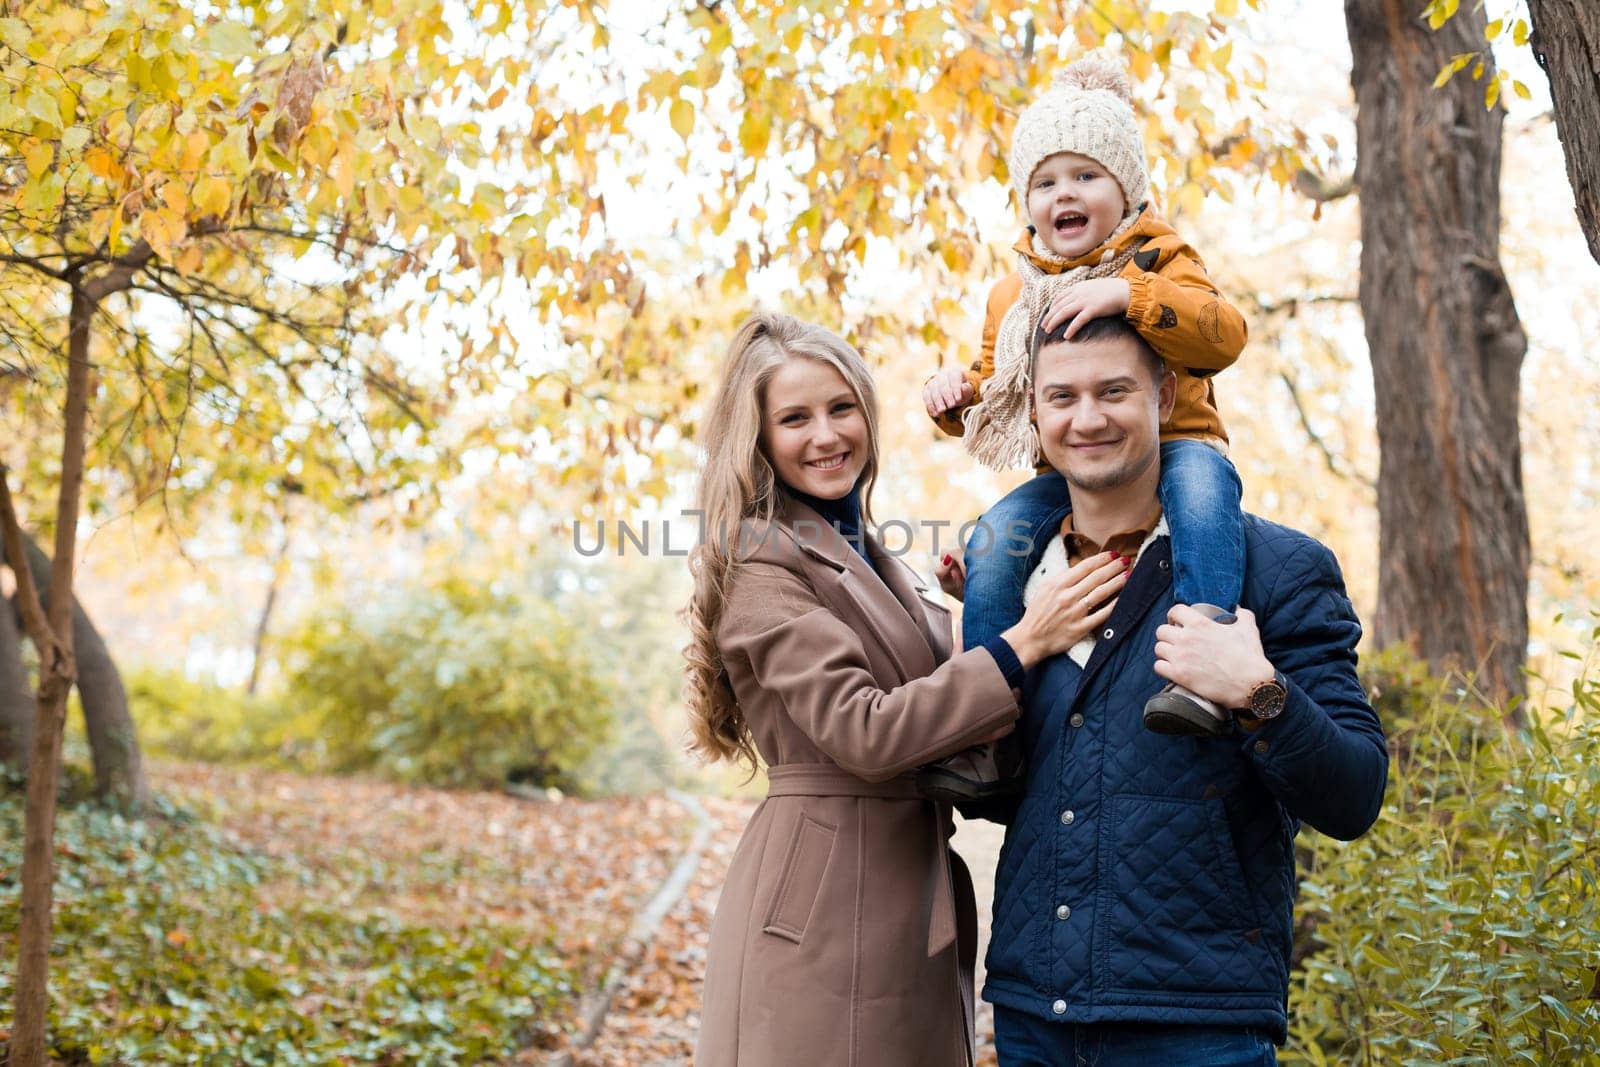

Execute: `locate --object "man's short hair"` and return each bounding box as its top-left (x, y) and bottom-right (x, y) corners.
top-left (1029, 314), bottom-right (1167, 384)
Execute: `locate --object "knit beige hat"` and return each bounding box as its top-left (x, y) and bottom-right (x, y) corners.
top-left (1008, 54), bottom-right (1148, 216)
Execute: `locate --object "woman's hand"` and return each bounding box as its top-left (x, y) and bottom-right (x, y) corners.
top-left (1001, 551), bottom-right (1129, 666)
top-left (934, 551), bottom-right (966, 602)
top-left (1040, 278), bottom-right (1132, 337)
top-left (923, 368), bottom-right (975, 418)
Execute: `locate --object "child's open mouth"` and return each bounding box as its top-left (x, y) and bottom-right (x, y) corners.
top-left (1054, 213), bottom-right (1088, 235)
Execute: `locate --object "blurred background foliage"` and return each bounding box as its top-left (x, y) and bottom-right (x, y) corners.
top-left (101, 558), bottom-right (689, 797)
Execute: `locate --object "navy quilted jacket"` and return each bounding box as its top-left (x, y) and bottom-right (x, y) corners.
top-left (981, 515), bottom-right (1387, 1042)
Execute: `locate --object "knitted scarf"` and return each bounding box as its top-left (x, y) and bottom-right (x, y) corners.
top-left (962, 220), bottom-right (1142, 471)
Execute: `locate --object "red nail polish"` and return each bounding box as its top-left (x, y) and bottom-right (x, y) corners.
top-left (942, 554), bottom-right (953, 565)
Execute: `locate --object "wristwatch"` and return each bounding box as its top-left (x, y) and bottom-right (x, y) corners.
top-left (1236, 670), bottom-right (1288, 725)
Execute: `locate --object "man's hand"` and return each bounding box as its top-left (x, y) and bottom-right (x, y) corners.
top-left (1152, 605), bottom-right (1276, 709)
top-left (1040, 278), bottom-right (1132, 338)
top-left (934, 551), bottom-right (966, 602)
top-left (924, 368), bottom-right (975, 418)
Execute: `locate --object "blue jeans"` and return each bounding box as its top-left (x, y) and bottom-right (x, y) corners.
top-left (960, 440), bottom-right (1244, 652)
top-left (993, 1007), bottom-right (1278, 1067)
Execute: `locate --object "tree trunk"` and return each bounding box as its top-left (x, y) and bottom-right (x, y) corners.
top-left (10, 535), bottom-right (149, 807)
top-left (0, 593), bottom-right (33, 769)
top-left (1527, 0), bottom-right (1600, 266)
top-left (1344, 0), bottom-right (1531, 712)
top-left (246, 576), bottom-right (278, 696)
top-left (246, 533), bottom-right (292, 696)
top-left (6, 284), bottom-right (94, 1067)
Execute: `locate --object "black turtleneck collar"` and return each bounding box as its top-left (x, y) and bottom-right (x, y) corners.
top-left (783, 482), bottom-right (872, 567)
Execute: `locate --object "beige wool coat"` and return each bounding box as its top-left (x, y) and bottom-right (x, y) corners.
top-left (695, 495), bottom-right (1021, 1067)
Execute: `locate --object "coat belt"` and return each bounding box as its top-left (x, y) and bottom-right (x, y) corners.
top-left (764, 763), bottom-right (922, 798)
top-left (763, 763), bottom-right (960, 958)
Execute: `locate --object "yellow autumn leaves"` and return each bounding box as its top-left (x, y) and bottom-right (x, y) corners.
top-left (4, 0), bottom-right (1321, 516)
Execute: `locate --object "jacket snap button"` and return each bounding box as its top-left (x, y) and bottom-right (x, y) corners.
top-left (1254, 740), bottom-right (1270, 755)
top-left (1069, 713), bottom-right (1084, 728)
top-left (1059, 809), bottom-right (1075, 825)
top-left (1052, 999), bottom-right (1067, 1015)
top-left (1055, 904), bottom-right (1071, 920)
top-left (1102, 627), bottom-right (1114, 639)
top-left (1159, 559), bottom-right (1169, 570)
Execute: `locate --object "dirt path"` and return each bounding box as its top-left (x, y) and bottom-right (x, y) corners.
top-left (953, 815), bottom-right (1008, 1067)
top-left (536, 797), bottom-right (752, 1065)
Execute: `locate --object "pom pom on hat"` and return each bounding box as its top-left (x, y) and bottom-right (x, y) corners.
top-left (1008, 53), bottom-right (1149, 218)
top-left (1054, 54), bottom-right (1133, 104)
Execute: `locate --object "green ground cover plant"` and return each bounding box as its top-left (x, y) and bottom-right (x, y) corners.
top-left (0, 774), bottom-right (575, 1065)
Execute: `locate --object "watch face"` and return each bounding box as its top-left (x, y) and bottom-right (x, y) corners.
top-left (1250, 675), bottom-right (1287, 719)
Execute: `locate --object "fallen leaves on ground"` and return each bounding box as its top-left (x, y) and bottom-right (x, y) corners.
top-left (160, 761), bottom-right (690, 1025)
top-left (541, 797), bottom-right (752, 1067)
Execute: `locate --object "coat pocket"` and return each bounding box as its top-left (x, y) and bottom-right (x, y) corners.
top-left (762, 814), bottom-right (837, 943)
top-left (1101, 794), bottom-right (1278, 997)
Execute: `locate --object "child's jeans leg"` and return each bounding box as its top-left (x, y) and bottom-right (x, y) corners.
top-left (959, 471), bottom-right (1071, 652)
top-left (1158, 439), bottom-right (1245, 611)
top-left (920, 471), bottom-right (1068, 804)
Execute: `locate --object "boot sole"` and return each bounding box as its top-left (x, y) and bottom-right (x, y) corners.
top-left (1142, 694), bottom-right (1229, 738)
top-left (914, 766), bottom-right (1026, 804)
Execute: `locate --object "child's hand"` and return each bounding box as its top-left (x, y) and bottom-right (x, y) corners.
top-left (934, 551), bottom-right (966, 602)
top-left (1041, 278), bottom-right (1132, 338)
top-left (923, 368), bottom-right (975, 418)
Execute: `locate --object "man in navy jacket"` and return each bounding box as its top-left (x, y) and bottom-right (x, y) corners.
top-left (976, 315), bottom-right (1388, 1066)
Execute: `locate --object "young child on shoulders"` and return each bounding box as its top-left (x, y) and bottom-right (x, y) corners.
top-left (919, 55), bottom-right (1250, 802)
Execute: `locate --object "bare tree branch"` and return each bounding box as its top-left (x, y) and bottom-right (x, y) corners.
top-left (1276, 368), bottom-right (1375, 491)
top-left (1243, 291), bottom-right (1359, 317)
top-left (0, 254), bottom-right (71, 281)
top-left (230, 221), bottom-right (413, 260)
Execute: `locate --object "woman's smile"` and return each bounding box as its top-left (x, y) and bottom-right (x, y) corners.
top-left (806, 452), bottom-right (850, 471)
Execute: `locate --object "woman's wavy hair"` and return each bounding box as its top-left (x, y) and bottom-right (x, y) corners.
top-left (683, 311), bottom-right (880, 770)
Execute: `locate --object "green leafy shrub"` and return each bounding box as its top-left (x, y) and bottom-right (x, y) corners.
top-left (1286, 648), bottom-right (1600, 1065)
top-left (124, 666), bottom-right (311, 766)
top-left (280, 577), bottom-right (614, 792)
top-left (0, 790), bottom-right (574, 1064)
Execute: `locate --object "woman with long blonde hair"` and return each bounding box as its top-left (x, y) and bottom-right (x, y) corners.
top-left (686, 311), bottom-right (1123, 1066)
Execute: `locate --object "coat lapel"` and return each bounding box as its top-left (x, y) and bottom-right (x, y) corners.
top-left (1078, 535), bottom-right (1173, 693)
top-left (779, 497), bottom-right (938, 684)
top-left (872, 546), bottom-right (953, 665)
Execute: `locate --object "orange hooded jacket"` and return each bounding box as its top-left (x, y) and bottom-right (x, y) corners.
top-left (934, 207), bottom-right (1246, 449)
